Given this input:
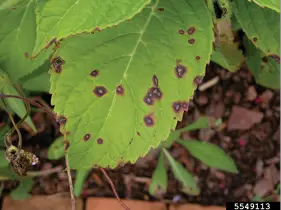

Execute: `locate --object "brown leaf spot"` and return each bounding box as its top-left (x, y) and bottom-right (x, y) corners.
top-left (270, 55), bottom-right (280, 64)
top-left (24, 52), bottom-right (29, 59)
top-left (182, 102), bottom-right (189, 111)
top-left (64, 141), bottom-right (70, 151)
top-left (83, 134), bottom-right (91, 141)
top-left (137, 132), bottom-right (140, 136)
top-left (152, 75), bottom-right (158, 87)
top-left (253, 37), bottom-right (258, 42)
top-left (144, 115), bottom-right (154, 127)
top-left (143, 95), bottom-right (153, 105)
top-left (194, 76), bottom-right (203, 85)
top-left (188, 39), bottom-right (195, 44)
top-left (175, 63), bottom-right (187, 78)
top-left (93, 27), bottom-right (101, 32)
top-left (116, 85), bottom-right (124, 95)
top-left (97, 138), bottom-right (103, 144)
top-left (172, 102), bottom-right (182, 113)
top-left (90, 70), bottom-right (99, 77)
top-left (93, 86), bottom-right (107, 97)
top-left (51, 56), bottom-right (65, 73)
top-left (158, 8), bottom-right (164, 11)
top-left (196, 56), bottom-right (201, 61)
top-left (150, 87), bottom-right (162, 99)
top-left (178, 30), bottom-right (185, 35)
top-left (187, 27), bottom-right (196, 35)
top-left (57, 116), bottom-right (67, 125)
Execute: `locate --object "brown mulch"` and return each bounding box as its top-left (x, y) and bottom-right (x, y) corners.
top-left (0, 63), bottom-right (280, 207)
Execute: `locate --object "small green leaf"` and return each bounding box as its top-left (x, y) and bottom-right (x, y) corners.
top-left (161, 116), bottom-right (212, 148)
top-left (74, 168), bottom-right (91, 197)
top-left (0, 70), bottom-right (36, 132)
top-left (178, 140), bottom-right (238, 173)
top-left (50, 0), bottom-right (214, 169)
top-left (244, 37), bottom-right (280, 89)
top-left (10, 177), bottom-right (34, 200)
top-left (163, 148), bottom-right (199, 195)
top-left (232, 0), bottom-right (280, 56)
top-left (33, 0), bottom-right (151, 55)
top-left (0, 149), bottom-right (9, 167)
top-left (149, 151), bottom-right (167, 196)
top-left (251, 0), bottom-right (280, 13)
top-left (47, 136), bottom-right (65, 160)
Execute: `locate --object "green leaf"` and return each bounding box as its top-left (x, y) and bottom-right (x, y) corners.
top-left (0, 70), bottom-right (36, 132)
top-left (149, 150), bottom-right (167, 196)
top-left (232, 0), bottom-right (280, 56)
top-left (0, 149), bottom-right (9, 167)
top-left (161, 116), bottom-right (213, 148)
top-left (178, 140), bottom-right (238, 173)
top-left (244, 37), bottom-right (280, 89)
top-left (0, 125), bottom-right (9, 147)
top-left (32, 0), bottom-right (151, 56)
top-left (47, 136), bottom-right (65, 160)
top-left (0, 0), bottom-right (52, 82)
top-left (74, 168), bottom-right (91, 197)
top-left (0, 167), bottom-right (19, 180)
top-left (10, 177), bottom-right (34, 200)
top-left (21, 61), bottom-right (51, 93)
top-left (251, 0), bottom-right (280, 13)
top-left (163, 148), bottom-right (199, 195)
top-left (211, 19), bottom-right (244, 72)
top-left (50, 0), bottom-right (214, 169)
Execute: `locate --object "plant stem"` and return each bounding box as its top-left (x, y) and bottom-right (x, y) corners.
top-left (0, 94), bottom-right (56, 118)
top-left (1, 99), bottom-right (22, 149)
top-left (27, 165), bottom-right (63, 177)
top-left (100, 168), bottom-right (130, 210)
top-left (64, 131), bottom-right (76, 210)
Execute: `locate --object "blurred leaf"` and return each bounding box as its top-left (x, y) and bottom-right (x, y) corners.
top-left (161, 116), bottom-right (212, 148)
top-left (0, 167), bottom-right (19, 180)
top-left (178, 140), bottom-right (238, 173)
top-left (0, 149), bottom-right (8, 167)
top-left (231, 15), bottom-right (241, 31)
top-left (163, 149), bottom-right (199, 195)
top-left (149, 151), bottom-right (167, 196)
top-left (47, 136), bottom-right (64, 160)
top-left (10, 177), bottom-right (34, 200)
top-left (0, 125), bottom-right (9, 147)
top-left (74, 168), bottom-right (91, 197)
top-left (0, 69), bottom-right (36, 132)
top-left (212, 19), bottom-right (244, 72)
top-left (252, 195), bottom-right (262, 202)
top-left (244, 37), bottom-right (280, 89)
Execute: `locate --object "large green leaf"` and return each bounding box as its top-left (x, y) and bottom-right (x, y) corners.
top-left (251, 0), bottom-right (280, 13)
top-left (178, 140), bottom-right (238, 173)
top-left (149, 150), bottom-right (167, 196)
top-left (232, 0), bottom-right (280, 56)
top-left (244, 37), bottom-right (280, 89)
top-left (50, 0), bottom-right (213, 169)
top-left (0, 0), bottom-right (52, 82)
top-left (32, 0), bottom-right (151, 56)
top-left (10, 177), bottom-right (34, 200)
top-left (163, 148), bottom-right (199, 195)
top-left (0, 70), bottom-right (36, 132)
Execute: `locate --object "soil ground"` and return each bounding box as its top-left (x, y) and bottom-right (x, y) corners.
top-left (0, 62), bottom-right (280, 207)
